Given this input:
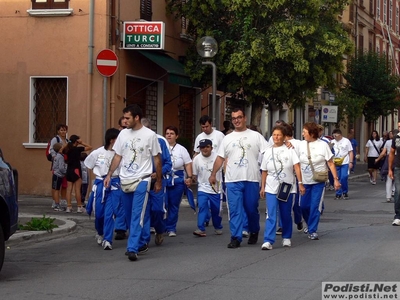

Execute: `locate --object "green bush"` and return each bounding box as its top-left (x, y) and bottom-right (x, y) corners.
top-left (18, 215), bottom-right (59, 233)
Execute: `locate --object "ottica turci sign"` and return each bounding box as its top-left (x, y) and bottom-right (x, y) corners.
top-left (123, 21), bottom-right (165, 50)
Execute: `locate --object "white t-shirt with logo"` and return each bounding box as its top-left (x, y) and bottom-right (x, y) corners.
top-left (84, 146), bottom-right (119, 178)
top-left (331, 137), bottom-right (353, 165)
top-left (170, 143), bottom-right (192, 172)
top-left (298, 139), bottom-right (333, 184)
top-left (217, 129), bottom-right (269, 183)
top-left (260, 145), bottom-right (299, 194)
top-left (193, 152), bottom-right (222, 194)
top-left (113, 126), bottom-right (161, 180)
top-left (193, 129), bottom-right (225, 154)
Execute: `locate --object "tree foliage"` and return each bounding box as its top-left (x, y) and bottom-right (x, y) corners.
top-left (342, 51), bottom-right (400, 123)
top-left (166, 0), bottom-right (353, 114)
top-left (334, 89), bottom-right (368, 127)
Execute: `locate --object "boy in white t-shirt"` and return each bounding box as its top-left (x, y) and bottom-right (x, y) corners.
top-left (192, 139), bottom-right (223, 237)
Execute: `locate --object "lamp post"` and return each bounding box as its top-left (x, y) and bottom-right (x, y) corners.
top-left (196, 36), bottom-right (218, 127)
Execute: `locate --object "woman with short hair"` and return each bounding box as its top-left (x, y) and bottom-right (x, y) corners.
top-left (297, 122), bottom-right (340, 240)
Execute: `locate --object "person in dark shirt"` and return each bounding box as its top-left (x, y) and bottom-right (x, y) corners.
top-left (63, 134), bottom-right (92, 213)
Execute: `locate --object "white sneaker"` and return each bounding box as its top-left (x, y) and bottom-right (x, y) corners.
top-left (51, 200), bottom-right (56, 208)
top-left (60, 200), bottom-right (67, 209)
top-left (261, 242), bottom-right (273, 250)
top-left (168, 231), bottom-right (177, 237)
top-left (282, 238), bottom-right (291, 247)
top-left (392, 219), bottom-right (400, 226)
top-left (387, 198), bottom-right (392, 202)
top-left (214, 229), bottom-right (223, 235)
top-left (77, 206), bottom-right (85, 213)
top-left (65, 207), bottom-right (72, 213)
top-left (102, 240), bottom-right (112, 250)
top-left (242, 230), bottom-right (249, 238)
top-left (95, 234), bottom-right (103, 245)
top-left (150, 227), bottom-right (156, 234)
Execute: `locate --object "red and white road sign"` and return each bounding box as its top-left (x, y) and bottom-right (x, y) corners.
top-left (96, 49), bottom-right (118, 77)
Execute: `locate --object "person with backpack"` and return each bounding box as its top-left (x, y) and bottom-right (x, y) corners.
top-left (48, 124), bottom-right (69, 209)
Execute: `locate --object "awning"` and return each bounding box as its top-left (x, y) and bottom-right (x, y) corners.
top-left (138, 51), bottom-right (192, 87)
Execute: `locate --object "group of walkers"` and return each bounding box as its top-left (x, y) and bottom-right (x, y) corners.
top-left (48, 104), bottom-right (400, 262)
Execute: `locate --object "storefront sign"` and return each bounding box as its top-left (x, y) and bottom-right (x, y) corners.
top-left (123, 22), bottom-right (165, 50)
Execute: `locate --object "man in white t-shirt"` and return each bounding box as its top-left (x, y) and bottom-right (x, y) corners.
top-left (209, 108), bottom-right (269, 249)
top-left (104, 104), bottom-right (162, 262)
top-left (192, 139), bottom-right (223, 237)
top-left (193, 115), bottom-right (225, 157)
top-left (331, 129), bottom-right (353, 200)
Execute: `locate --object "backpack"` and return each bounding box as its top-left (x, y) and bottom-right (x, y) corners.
top-left (46, 136), bottom-right (60, 161)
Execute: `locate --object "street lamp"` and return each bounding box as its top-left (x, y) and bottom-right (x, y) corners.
top-left (196, 36), bottom-right (218, 127)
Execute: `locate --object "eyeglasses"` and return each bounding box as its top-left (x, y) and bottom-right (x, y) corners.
top-left (232, 115), bottom-right (244, 122)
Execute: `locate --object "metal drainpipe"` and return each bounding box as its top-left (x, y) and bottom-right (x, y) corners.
top-left (86, 0), bottom-right (95, 143)
top-left (110, 0), bottom-right (117, 128)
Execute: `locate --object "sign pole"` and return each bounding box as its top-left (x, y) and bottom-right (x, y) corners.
top-left (103, 77), bottom-right (108, 137)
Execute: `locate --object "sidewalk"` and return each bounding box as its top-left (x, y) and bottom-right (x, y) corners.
top-left (7, 162), bottom-right (369, 246)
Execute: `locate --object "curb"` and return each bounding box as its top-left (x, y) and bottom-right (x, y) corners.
top-left (6, 214), bottom-right (77, 247)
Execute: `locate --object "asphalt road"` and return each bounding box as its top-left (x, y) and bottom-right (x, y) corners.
top-left (1, 175), bottom-right (399, 300)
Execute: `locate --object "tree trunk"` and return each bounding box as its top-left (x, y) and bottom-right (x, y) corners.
top-left (250, 101), bottom-right (264, 128)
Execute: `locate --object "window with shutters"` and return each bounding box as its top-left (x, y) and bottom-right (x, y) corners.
top-left (377, 0), bottom-right (381, 20)
top-left (32, 0), bottom-right (69, 9)
top-left (384, 0), bottom-right (387, 23)
top-left (140, 0), bottom-right (152, 21)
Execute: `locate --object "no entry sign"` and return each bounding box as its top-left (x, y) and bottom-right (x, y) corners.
top-left (96, 49), bottom-right (118, 77)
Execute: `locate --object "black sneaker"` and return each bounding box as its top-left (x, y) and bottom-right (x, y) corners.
top-left (127, 252), bottom-right (138, 261)
top-left (342, 193), bottom-right (349, 199)
top-left (334, 194), bottom-right (342, 200)
top-left (115, 230), bottom-right (127, 240)
top-left (296, 222), bottom-right (303, 232)
top-left (248, 232), bottom-right (258, 244)
top-left (276, 227), bottom-right (282, 235)
top-left (138, 244), bottom-right (149, 254)
top-left (227, 238), bottom-right (241, 249)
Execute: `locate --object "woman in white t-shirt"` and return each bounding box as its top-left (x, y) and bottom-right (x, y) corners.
top-left (164, 125), bottom-right (193, 237)
top-left (364, 130), bottom-right (383, 185)
top-left (260, 126), bottom-right (305, 250)
top-left (298, 123), bottom-right (341, 240)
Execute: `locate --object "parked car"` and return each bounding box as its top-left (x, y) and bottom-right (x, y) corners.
top-left (0, 148), bottom-right (18, 272)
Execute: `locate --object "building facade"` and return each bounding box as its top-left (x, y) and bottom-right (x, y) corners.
top-left (0, 0), bottom-right (218, 195)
